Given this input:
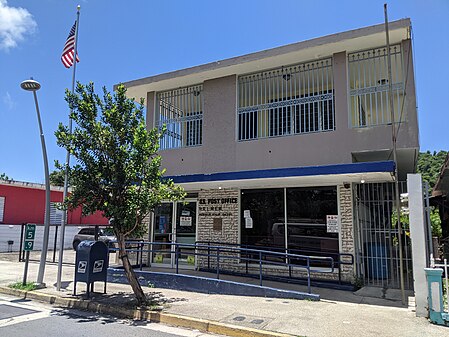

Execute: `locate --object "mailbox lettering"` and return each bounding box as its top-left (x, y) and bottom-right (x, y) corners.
top-left (93, 260), bottom-right (104, 273)
top-left (78, 261), bottom-right (87, 273)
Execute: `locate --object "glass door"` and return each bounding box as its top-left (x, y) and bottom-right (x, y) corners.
top-left (175, 200), bottom-right (197, 267)
top-left (152, 200), bottom-right (197, 268)
top-left (152, 203), bottom-right (174, 267)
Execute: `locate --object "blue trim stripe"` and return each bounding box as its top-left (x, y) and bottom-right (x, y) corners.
top-left (166, 161), bottom-right (395, 184)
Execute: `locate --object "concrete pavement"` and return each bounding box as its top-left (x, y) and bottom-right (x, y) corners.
top-left (0, 251), bottom-right (448, 337)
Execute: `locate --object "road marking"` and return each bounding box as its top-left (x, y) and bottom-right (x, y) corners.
top-left (136, 321), bottom-right (222, 337)
top-left (0, 298), bottom-right (51, 328)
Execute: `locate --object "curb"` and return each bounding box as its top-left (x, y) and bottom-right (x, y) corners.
top-left (0, 286), bottom-right (295, 337)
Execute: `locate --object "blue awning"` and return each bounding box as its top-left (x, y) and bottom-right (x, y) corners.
top-left (167, 161), bottom-right (395, 184)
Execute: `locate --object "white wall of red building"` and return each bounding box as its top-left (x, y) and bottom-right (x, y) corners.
top-left (0, 181), bottom-right (109, 252)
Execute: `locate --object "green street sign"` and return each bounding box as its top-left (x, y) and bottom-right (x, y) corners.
top-left (24, 240), bottom-right (34, 251)
top-left (25, 224), bottom-right (36, 240)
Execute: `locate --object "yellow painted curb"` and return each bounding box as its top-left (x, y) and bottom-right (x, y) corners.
top-left (0, 286), bottom-right (296, 337)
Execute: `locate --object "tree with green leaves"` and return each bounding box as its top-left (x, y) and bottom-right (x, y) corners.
top-left (417, 150), bottom-right (447, 237)
top-left (55, 83), bottom-right (185, 305)
top-left (417, 150), bottom-right (448, 190)
top-left (0, 173), bottom-right (12, 181)
top-left (49, 170), bottom-right (66, 187)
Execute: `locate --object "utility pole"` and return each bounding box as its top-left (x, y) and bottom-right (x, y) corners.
top-left (384, 3), bottom-right (406, 305)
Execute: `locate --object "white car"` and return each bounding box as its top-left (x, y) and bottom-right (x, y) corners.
top-left (72, 227), bottom-right (116, 250)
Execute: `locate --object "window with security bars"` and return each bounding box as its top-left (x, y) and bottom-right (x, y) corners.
top-left (348, 45), bottom-right (405, 127)
top-left (156, 85), bottom-right (203, 150)
top-left (238, 59), bottom-right (334, 141)
top-left (44, 202), bottom-right (64, 225)
top-left (0, 196), bottom-right (5, 222)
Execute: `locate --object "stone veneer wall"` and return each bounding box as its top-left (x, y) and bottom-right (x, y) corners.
top-left (339, 184), bottom-right (355, 283)
top-left (194, 186), bottom-right (356, 284)
top-left (196, 188), bottom-right (240, 268)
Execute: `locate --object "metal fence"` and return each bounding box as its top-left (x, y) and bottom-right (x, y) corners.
top-left (156, 85), bottom-right (203, 150)
top-left (354, 181), bottom-right (413, 289)
top-left (237, 59), bottom-right (334, 140)
top-left (113, 241), bottom-right (338, 294)
top-left (348, 44), bottom-right (405, 127)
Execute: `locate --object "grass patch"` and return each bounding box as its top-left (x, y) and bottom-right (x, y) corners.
top-left (9, 282), bottom-right (37, 291)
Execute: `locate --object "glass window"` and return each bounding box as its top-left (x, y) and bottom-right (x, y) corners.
top-left (241, 187), bottom-right (339, 261)
top-left (348, 45), bottom-right (405, 127)
top-left (156, 85), bottom-right (203, 150)
top-left (286, 187), bottom-right (338, 255)
top-left (238, 59), bottom-right (334, 141)
top-left (240, 189), bottom-right (284, 250)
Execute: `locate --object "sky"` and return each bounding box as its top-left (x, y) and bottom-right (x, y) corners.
top-left (0, 0), bottom-right (448, 184)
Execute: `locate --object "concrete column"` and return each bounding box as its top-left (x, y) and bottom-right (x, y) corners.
top-left (339, 185), bottom-right (355, 283)
top-left (146, 91), bottom-right (155, 130)
top-left (407, 173), bottom-right (427, 317)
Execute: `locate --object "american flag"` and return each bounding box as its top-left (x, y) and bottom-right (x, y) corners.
top-left (61, 22), bottom-right (80, 68)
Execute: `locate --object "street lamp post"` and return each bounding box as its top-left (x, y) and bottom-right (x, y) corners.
top-left (20, 78), bottom-right (51, 287)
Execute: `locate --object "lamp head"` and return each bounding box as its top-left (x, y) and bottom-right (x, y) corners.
top-left (20, 79), bottom-right (41, 92)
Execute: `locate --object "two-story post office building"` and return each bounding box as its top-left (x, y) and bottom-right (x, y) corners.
top-left (121, 19), bottom-right (419, 290)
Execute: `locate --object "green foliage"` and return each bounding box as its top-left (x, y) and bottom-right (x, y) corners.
top-left (9, 282), bottom-right (37, 291)
top-left (49, 169), bottom-right (66, 187)
top-left (417, 150), bottom-right (448, 191)
top-left (55, 82), bottom-right (185, 240)
top-left (416, 150), bottom-right (447, 238)
top-left (430, 208), bottom-right (442, 238)
top-left (0, 173), bottom-right (12, 181)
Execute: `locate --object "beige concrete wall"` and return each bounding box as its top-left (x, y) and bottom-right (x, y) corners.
top-left (149, 46), bottom-right (418, 177)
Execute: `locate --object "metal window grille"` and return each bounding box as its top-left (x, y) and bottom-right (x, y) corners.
top-left (354, 182), bottom-right (413, 290)
top-left (237, 59), bottom-right (334, 141)
top-left (156, 85), bottom-right (203, 150)
top-left (0, 196), bottom-right (4, 222)
top-left (44, 202), bottom-right (64, 225)
top-left (348, 45), bottom-right (405, 127)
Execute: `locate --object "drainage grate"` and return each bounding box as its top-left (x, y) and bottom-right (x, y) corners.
top-left (0, 304), bottom-right (38, 320)
top-left (224, 313), bottom-right (271, 328)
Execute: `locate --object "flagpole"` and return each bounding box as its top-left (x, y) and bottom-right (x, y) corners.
top-left (57, 4), bottom-right (81, 292)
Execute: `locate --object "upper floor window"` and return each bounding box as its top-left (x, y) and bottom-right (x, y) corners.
top-left (348, 45), bottom-right (405, 128)
top-left (237, 59), bottom-right (334, 141)
top-left (156, 85), bottom-right (203, 150)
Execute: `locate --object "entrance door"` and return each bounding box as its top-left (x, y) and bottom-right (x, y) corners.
top-left (152, 200), bottom-right (197, 268)
top-left (152, 203), bottom-right (174, 267)
top-left (175, 200), bottom-right (197, 267)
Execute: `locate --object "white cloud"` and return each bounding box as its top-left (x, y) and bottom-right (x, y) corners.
top-left (3, 91), bottom-right (14, 109)
top-left (0, 0), bottom-right (37, 51)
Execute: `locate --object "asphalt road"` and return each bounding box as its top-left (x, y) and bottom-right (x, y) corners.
top-left (0, 295), bottom-right (221, 337)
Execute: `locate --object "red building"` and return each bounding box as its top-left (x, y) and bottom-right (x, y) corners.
top-left (0, 180), bottom-right (108, 225)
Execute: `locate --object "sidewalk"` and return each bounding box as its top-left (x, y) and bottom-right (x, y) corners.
top-left (0, 251), bottom-right (447, 337)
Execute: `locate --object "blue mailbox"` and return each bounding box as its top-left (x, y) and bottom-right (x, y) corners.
top-left (74, 240), bottom-right (109, 297)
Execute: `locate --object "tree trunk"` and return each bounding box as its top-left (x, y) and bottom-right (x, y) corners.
top-left (117, 234), bottom-right (147, 306)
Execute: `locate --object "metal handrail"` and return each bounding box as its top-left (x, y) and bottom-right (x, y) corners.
top-left (110, 240), bottom-right (335, 294)
top-left (195, 240), bottom-right (353, 284)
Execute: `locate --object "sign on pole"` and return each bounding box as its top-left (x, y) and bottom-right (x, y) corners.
top-left (24, 224), bottom-right (36, 251)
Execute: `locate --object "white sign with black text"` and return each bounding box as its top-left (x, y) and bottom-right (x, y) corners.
top-left (180, 216), bottom-right (192, 227)
top-left (326, 215), bottom-right (340, 233)
top-left (245, 217), bottom-right (253, 229)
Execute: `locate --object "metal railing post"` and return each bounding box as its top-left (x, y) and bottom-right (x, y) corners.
top-left (139, 242), bottom-right (143, 271)
top-left (259, 251), bottom-right (263, 286)
top-left (175, 245), bottom-right (179, 274)
top-left (207, 242), bottom-right (211, 269)
top-left (216, 247), bottom-right (220, 279)
top-left (307, 257), bottom-right (311, 294)
top-left (445, 259), bottom-right (449, 312)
